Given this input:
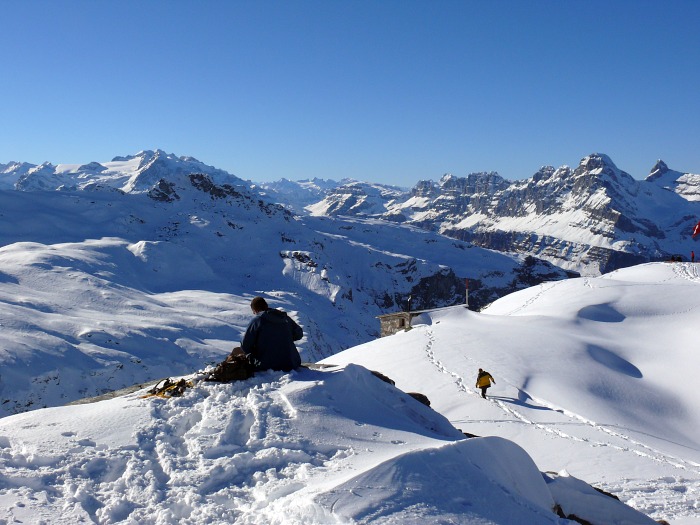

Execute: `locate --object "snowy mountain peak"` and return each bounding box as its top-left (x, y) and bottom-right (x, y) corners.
top-left (304, 179), bottom-right (409, 217)
top-left (532, 165), bottom-right (572, 184)
top-left (0, 161), bottom-right (36, 189)
top-left (573, 153), bottom-right (638, 190)
top-left (5, 149), bottom-right (700, 277)
top-left (438, 171), bottom-right (506, 195)
top-left (298, 151), bottom-right (699, 275)
top-left (579, 152), bottom-right (619, 172)
top-left (6, 149), bottom-right (243, 194)
top-left (0, 161), bottom-right (28, 173)
top-left (648, 159), bottom-right (669, 179)
top-left (438, 173), bottom-right (455, 184)
top-left (411, 179), bottom-right (439, 197)
top-left (111, 152), bottom-right (142, 162)
top-left (532, 165), bottom-right (556, 182)
top-left (645, 159), bottom-right (700, 202)
top-left (78, 161), bottom-right (108, 173)
top-left (31, 161), bottom-right (57, 172)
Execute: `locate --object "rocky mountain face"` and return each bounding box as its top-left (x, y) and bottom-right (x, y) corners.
top-left (7, 149), bottom-right (695, 279)
top-left (302, 154), bottom-right (700, 275)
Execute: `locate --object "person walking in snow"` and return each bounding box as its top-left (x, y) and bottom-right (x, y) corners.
top-left (230, 296), bottom-right (303, 372)
top-left (475, 368), bottom-right (495, 399)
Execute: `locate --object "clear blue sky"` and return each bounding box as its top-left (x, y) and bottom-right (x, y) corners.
top-left (2, 0), bottom-right (699, 186)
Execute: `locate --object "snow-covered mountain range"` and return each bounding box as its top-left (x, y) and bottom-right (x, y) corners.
top-left (8, 150), bottom-right (698, 279)
top-left (2, 149), bottom-right (700, 523)
top-left (0, 150), bottom-right (569, 415)
top-left (264, 154), bottom-right (700, 276)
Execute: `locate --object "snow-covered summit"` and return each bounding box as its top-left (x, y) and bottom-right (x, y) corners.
top-left (0, 161), bottom-right (35, 190)
top-left (256, 176), bottom-right (408, 217)
top-left (305, 180), bottom-right (407, 217)
top-left (646, 158), bottom-right (700, 202)
top-left (255, 177), bottom-right (350, 213)
top-left (5, 149), bottom-right (244, 194)
top-left (572, 153), bottom-right (638, 195)
top-left (7, 149), bottom-right (700, 276)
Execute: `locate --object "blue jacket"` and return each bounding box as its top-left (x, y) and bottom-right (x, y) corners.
top-left (241, 309), bottom-right (303, 371)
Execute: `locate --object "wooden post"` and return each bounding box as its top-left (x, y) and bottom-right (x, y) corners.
top-left (406, 295), bottom-right (412, 331)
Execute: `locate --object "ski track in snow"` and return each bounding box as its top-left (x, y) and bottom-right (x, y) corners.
top-left (421, 326), bottom-right (700, 522)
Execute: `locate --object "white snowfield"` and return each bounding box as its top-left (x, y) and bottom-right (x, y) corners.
top-left (1, 262), bottom-right (698, 523)
top-left (0, 366), bottom-right (660, 525)
top-left (324, 262), bottom-right (700, 524)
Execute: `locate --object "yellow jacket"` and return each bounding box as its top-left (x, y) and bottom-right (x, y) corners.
top-left (476, 372), bottom-right (494, 388)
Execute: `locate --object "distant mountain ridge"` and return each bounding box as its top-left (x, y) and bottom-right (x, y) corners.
top-left (0, 153), bottom-right (571, 313)
top-left (1, 149), bottom-right (245, 194)
top-left (277, 153), bottom-right (700, 275)
top-left (7, 149), bottom-right (697, 277)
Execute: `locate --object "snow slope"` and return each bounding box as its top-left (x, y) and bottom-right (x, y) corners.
top-left (0, 365), bottom-right (658, 525)
top-left (0, 175), bottom-right (568, 416)
top-left (0, 262), bottom-right (695, 524)
top-left (324, 262), bottom-right (700, 524)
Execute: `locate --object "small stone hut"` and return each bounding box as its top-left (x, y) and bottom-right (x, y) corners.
top-left (377, 311), bottom-right (412, 337)
top-left (377, 305), bottom-right (469, 337)
top-left (377, 308), bottom-right (438, 337)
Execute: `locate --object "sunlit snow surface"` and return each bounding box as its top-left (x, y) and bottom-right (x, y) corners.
top-left (0, 365), bottom-right (658, 525)
top-left (0, 263), bottom-right (698, 523)
top-left (326, 262), bottom-right (700, 524)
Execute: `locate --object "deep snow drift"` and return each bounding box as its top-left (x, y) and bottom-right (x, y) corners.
top-left (1, 262), bottom-right (698, 523)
